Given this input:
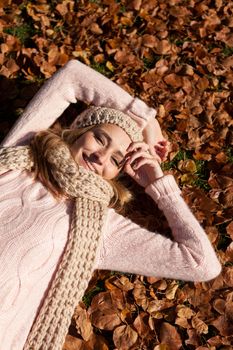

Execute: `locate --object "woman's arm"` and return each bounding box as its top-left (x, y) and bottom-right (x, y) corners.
top-left (1, 59), bottom-right (156, 147)
top-left (96, 175), bottom-right (221, 282)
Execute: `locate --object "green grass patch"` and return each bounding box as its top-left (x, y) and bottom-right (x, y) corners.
top-left (193, 159), bottom-right (211, 191)
top-left (91, 61), bottom-right (113, 78)
top-left (162, 149), bottom-right (192, 171)
top-left (143, 55), bottom-right (161, 69)
top-left (222, 44), bottom-right (233, 57)
top-left (4, 23), bottom-right (37, 45)
top-left (226, 146), bottom-right (233, 163)
top-left (162, 150), bottom-right (211, 191)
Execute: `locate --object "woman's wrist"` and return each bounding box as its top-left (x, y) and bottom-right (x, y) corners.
top-left (145, 174), bottom-right (181, 203)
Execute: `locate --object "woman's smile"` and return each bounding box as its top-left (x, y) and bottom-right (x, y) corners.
top-left (82, 153), bottom-right (97, 173)
top-left (70, 123), bottom-right (131, 180)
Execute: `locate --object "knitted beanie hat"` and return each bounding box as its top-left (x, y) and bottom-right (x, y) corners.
top-left (0, 106), bottom-right (142, 350)
top-left (72, 106), bottom-right (143, 142)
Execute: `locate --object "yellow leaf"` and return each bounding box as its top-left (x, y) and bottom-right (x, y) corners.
top-left (106, 61), bottom-right (114, 72)
top-left (178, 160), bottom-right (197, 173)
top-left (180, 173), bottom-right (196, 185)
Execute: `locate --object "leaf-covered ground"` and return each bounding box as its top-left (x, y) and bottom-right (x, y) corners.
top-left (0, 0), bottom-right (233, 349)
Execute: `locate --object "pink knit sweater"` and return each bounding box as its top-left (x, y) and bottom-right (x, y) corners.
top-left (0, 60), bottom-right (221, 350)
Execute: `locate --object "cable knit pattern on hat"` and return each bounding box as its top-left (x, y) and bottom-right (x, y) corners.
top-left (75, 106), bottom-right (143, 142)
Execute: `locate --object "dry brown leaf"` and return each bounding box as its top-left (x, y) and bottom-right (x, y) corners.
top-left (142, 34), bottom-right (158, 48)
top-left (224, 242), bottom-right (233, 263)
top-left (147, 276), bottom-right (161, 284)
top-left (155, 280), bottom-right (168, 290)
top-left (56, 2), bottom-right (69, 16)
top-left (132, 0), bottom-right (142, 11)
top-left (86, 333), bottom-right (109, 350)
top-left (90, 23), bottom-right (103, 35)
top-left (185, 328), bottom-right (200, 347)
top-left (0, 58), bottom-right (19, 77)
top-left (196, 76), bottom-right (209, 91)
top-left (165, 281), bottom-right (179, 300)
top-left (73, 304), bottom-right (93, 341)
top-left (176, 305), bottom-right (195, 319)
top-left (89, 292), bottom-right (121, 331)
top-left (159, 322), bottom-right (182, 350)
top-left (191, 316), bottom-right (208, 334)
top-left (211, 315), bottom-right (233, 336)
top-left (147, 299), bottom-right (173, 317)
top-left (164, 73), bottom-right (183, 88)
top-left (222, 267), bottom-right (233, 287)
top-left (110, 288), bottom-right (127, 311)
top-left (213, 299), bottom-right (225, 315)
top-left (113, 325), bottom-right (138, 350)
top-left (175, 316), bottom-right (190, 328)
top-left (132, 280), bottom-right (149, 310)
top-left (112, 275), bottom-right (134, 291)
top-left (154, 345), bottom-right (169, 350)
top-left (155, 39), bottom-right (172, 55)
top-left (205, 226), bottom-right (219, 244)
top-left (63, 335), bottom-right (91, 350)
top-left (226, 221), bottom-right (233, 240)
top-left (133, 312), bottom-right (151, 338)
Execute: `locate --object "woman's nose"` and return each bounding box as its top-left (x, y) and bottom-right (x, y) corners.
top-left (91, 149), bottom-right (108, 164)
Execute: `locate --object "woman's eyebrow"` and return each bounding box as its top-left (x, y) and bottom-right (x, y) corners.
top-left (99, 130), bottom-right (125, 160)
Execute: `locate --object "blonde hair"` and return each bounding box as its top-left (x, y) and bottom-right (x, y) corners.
top-left (30, 125), bottom-right (132, 212)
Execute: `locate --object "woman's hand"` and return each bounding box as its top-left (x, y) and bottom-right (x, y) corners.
top-left (124, 142), bottom-right (164, 188)
top-left (142, 118), bottom-right (170, 161)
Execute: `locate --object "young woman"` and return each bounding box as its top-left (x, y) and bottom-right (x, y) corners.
top-left (0, 60), bottom-right (221, 350)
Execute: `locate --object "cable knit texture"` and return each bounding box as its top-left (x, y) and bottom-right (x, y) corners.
top-left (0, 59), bottom-right (221, 350)
top-left (0, 144), bottom-right (113, 350)
top-left (74, 106), bottom-right (143, 142)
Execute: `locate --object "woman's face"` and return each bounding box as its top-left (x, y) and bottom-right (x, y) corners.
top-left (70, 124), bottom-right (132, 180)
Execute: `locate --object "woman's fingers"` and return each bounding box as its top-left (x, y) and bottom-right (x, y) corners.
top-left (126, 142), bottom-right (149, 153)
top-left (126, 150), bottom-right (153, 165)
top-left (132, 157), bottom-right (158, 170)
top-left (154, 140), bottom-right (170, 161)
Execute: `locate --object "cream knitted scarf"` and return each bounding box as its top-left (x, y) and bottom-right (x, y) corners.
top-left (0, 143), bottom-right (114, 350)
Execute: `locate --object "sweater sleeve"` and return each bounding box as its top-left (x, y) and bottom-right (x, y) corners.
top-left (95, 175), bottom-right (222, 282)
top-left (1, 59), bottom-right (156, 147)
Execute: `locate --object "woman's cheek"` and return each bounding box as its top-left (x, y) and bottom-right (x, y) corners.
top-left (85, 135), bottom-right (98, 150)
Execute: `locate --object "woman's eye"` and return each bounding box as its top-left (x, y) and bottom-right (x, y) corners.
top-left (95, 134), bottom-right (104, 144)
top-left (111, 157), bottom-right (120, 167)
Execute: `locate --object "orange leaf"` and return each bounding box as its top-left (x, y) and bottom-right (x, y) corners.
top-left (90, 23), bottom-right (103, 35)
top-left (164, 73), bottom-right (183, 88)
